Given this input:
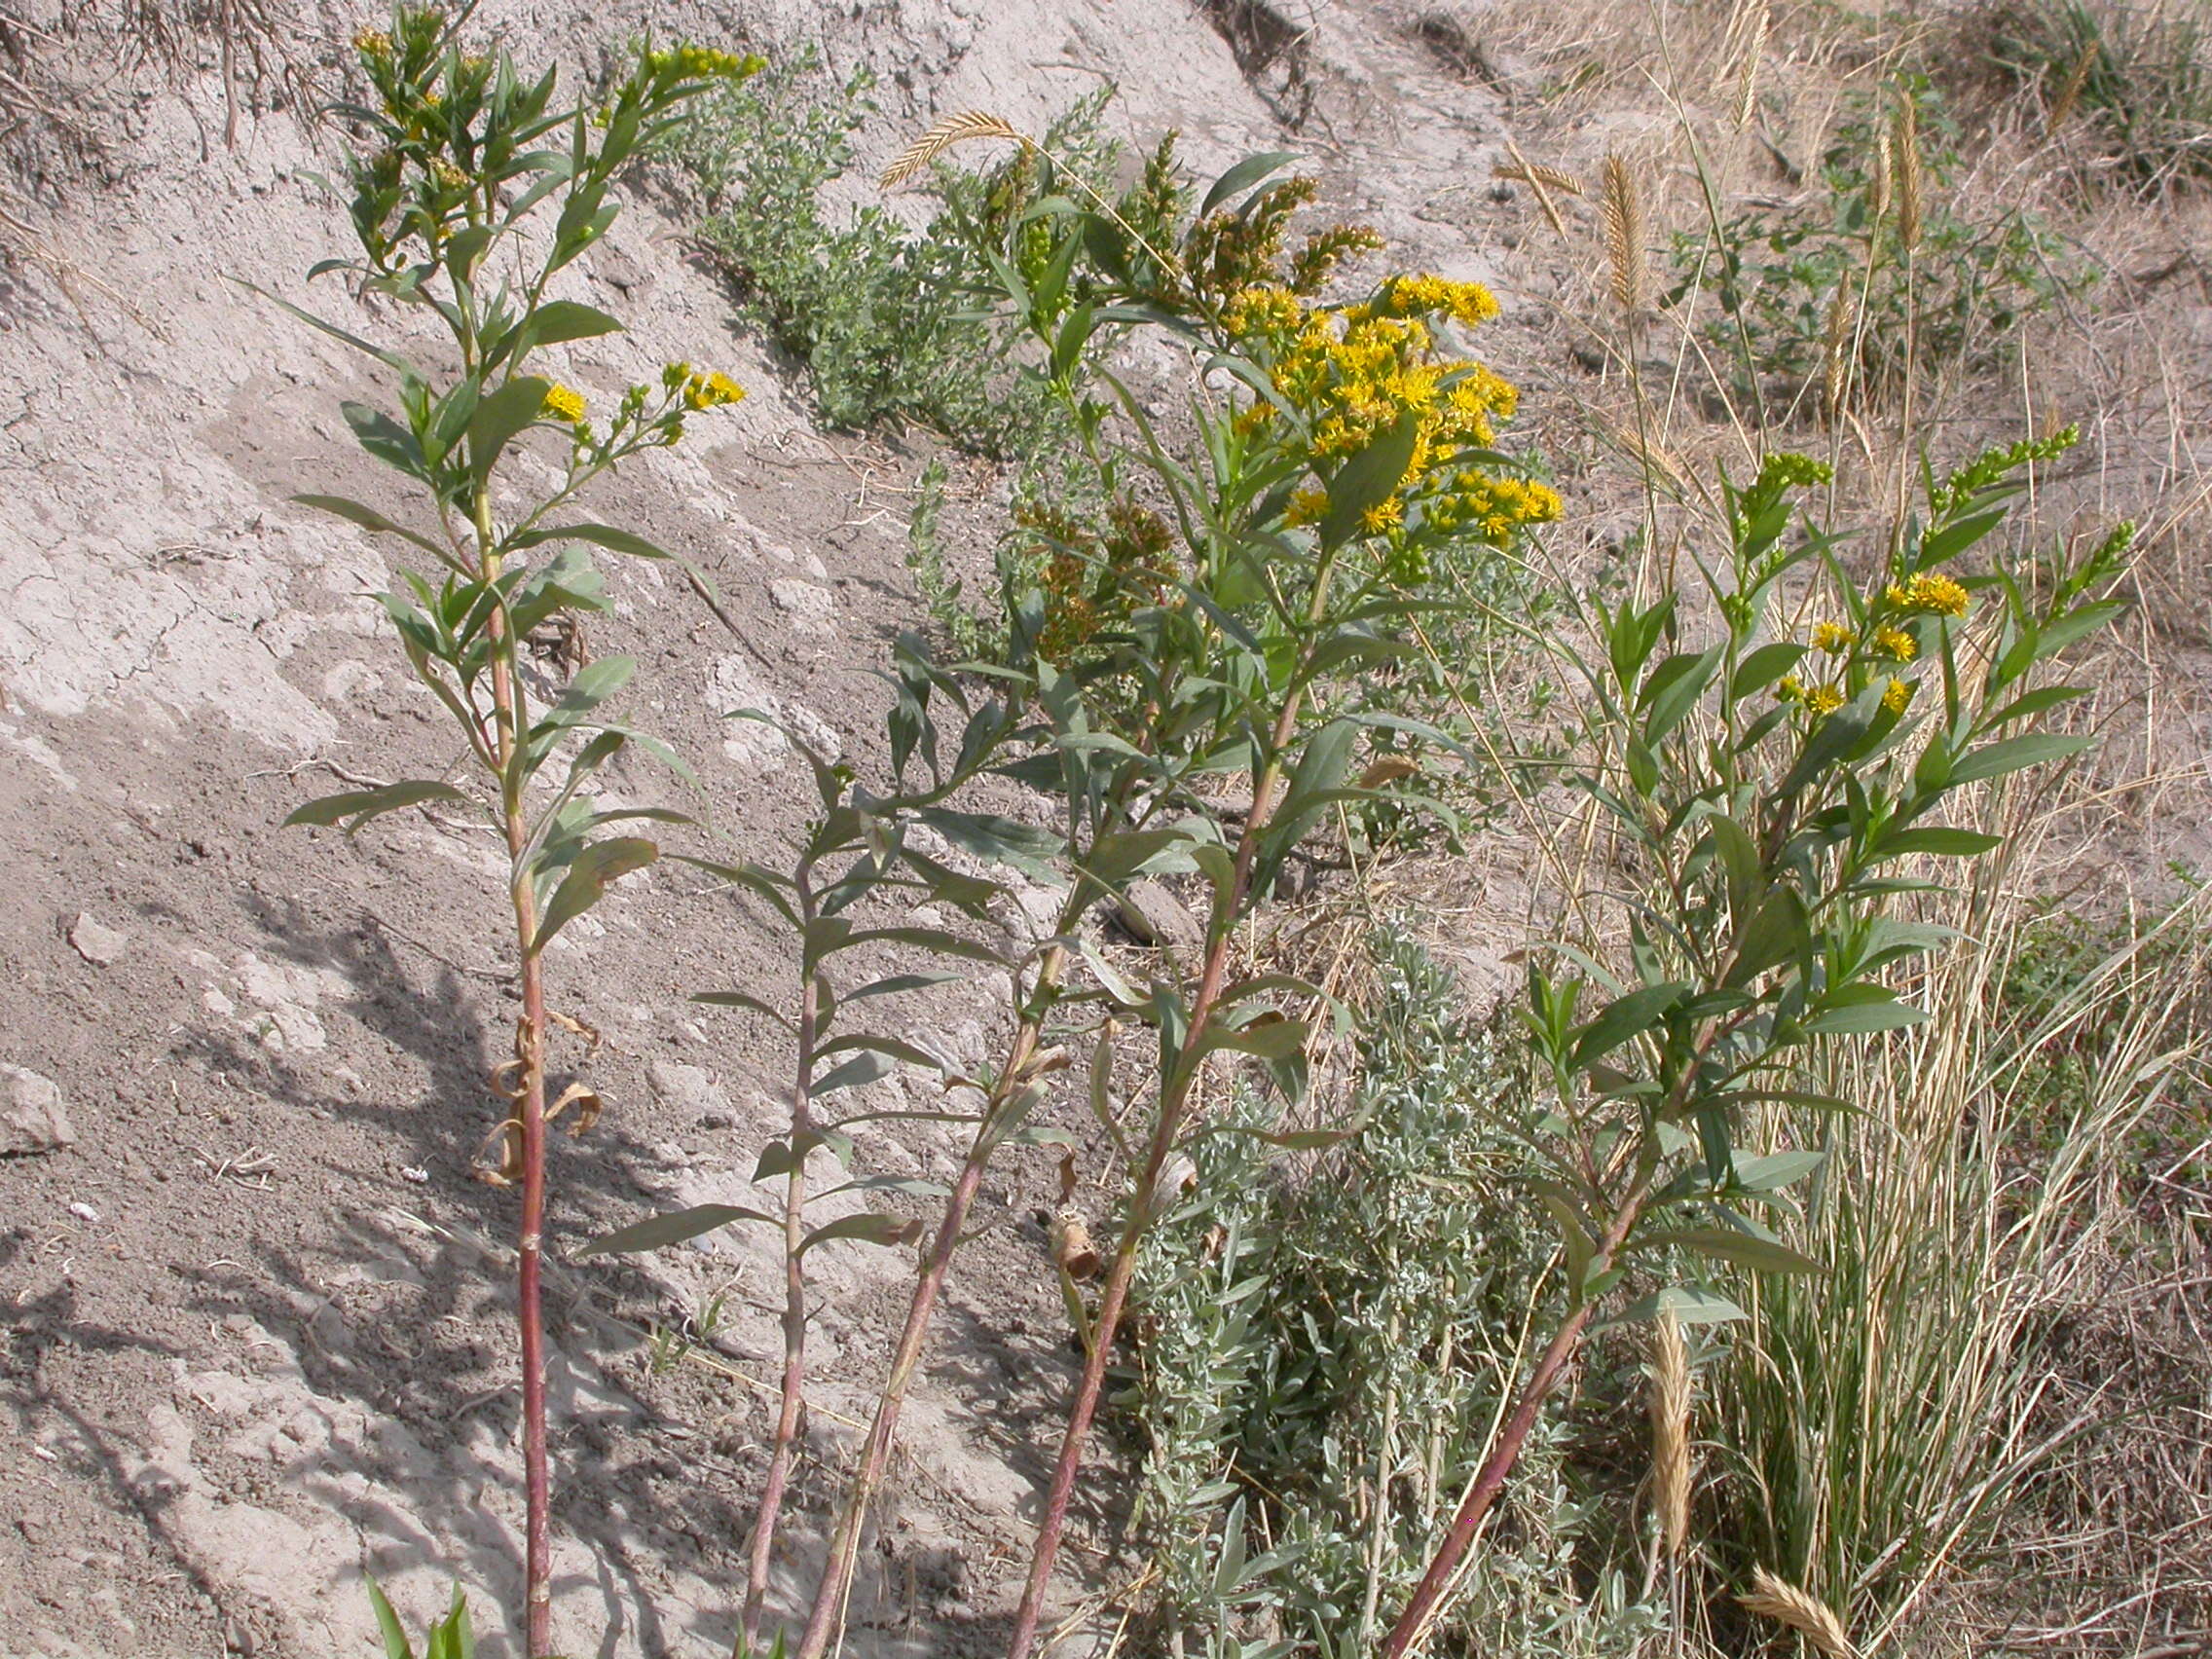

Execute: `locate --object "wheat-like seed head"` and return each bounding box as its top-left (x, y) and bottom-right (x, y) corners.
top-left (1822, 283), bottom-right (1857, 424)
top-left (880, 110), bottom-right (1027, 189)
top-left (1497, 137), bottom-right (1582, 240)
top-left (1600, 151), bottom-right (1648, 319)
top-left (1731, 0), bottom-right (1771, 130)
top-left (1893, 96), bottom-right (1923, 251)
top-left (1741, 1569), bottom-right (1858, 1659)
top-left (2046, 39), bottom-right (2096, 137)
top-left (1871, 130), bottom-right (1894, 222)
top-left (1648, 1310), bottom-right (1692, 1556)
top-left (1494, 158), bottom-right (1585, 196)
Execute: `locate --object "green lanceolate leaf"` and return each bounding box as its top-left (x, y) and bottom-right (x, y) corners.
top-left (1638, 1226), bottom-right (1824, 1275)
top-left (1570, 981), bottom-right (1690, 1068)
top-left (1731, 1149), bottom-right (1826, 1193)
top-left (575, 1202), bottom-right (778, 1256)
top-left (512, 521), bottom-right (675, 560)
top-left (292, 494), bottom-right (451, 561)
top-left (343, 401), bottom-right (428, 479)
top-left (1600, 1283), bottom-right (1749, 1328)
top-left (1801, 993), bottom-right (1931, 1035)
top-left (799, 1212), bottom-right (925, 1254)
top-left (1318, 411), bottom-right (1420, 552)
top-left (1944, 731), bottom-right (2092, 787)
top-left (533, 835), bottom-right (658, 951)
top-left (467, 374), bottom-right (550, 485)
top-left (1199, 150), bottom-right (1302, 216)
top-left (284, 779), bottom-right (472, 833)
top-left (365, 1580), bottom-right (414, 1659)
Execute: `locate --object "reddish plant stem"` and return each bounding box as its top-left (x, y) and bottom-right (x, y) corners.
top-left (793, 946), bottom-right (1069, 1659)
top-left (1378, 1182), bottom-right (1648, 1659)
top-left (741, 877), bottom-right (821, 1653)
top-left (1003, 683), bottom-right (1309, 1659)
top-left (484, 531), bottom-right (554, 1659)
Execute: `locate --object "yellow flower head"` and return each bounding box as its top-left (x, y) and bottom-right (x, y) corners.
top-left (1359, 496), bottom-right (1406, 535)
top-left (1286, 488), bottom-right (1329, 528)
top-left (682, 370), bottom-right (746, 412)
top-left (1812, 620), bottom-right (1853, 654)
top-left (1885, 571), bottom-right (1971, 618)
top-left (352, 25), bottom-right (392, 56)
top-left (540, 383), bottom-right (588, 424)
top-left (1776, 675), bottom-right (1807, 705)
top-left (1807, 683), bottom-right (1847, 715)
top-left (1883, 677), bottom-right (1915, 714)
top-left (1871, 624), bottom-right (1917, 661)
top-left (430, 159), bottom-right (469, 193)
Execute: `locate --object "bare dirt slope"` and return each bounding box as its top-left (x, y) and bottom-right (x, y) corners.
top-left (0, 2), bottom-right (1554, 1654)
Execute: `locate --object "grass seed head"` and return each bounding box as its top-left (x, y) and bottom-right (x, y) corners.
top-left (880, 110), bottom-right (1026, 189)
top-left (1741, 1567), bottom-right (1858, 1659)
top-left (1600, 150), bottom-right (1648, 319)
top-left (1648, 1309), bottom-right (1692, 1556)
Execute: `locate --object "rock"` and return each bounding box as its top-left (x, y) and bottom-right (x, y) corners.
top-left (645, 1060), bottom-right (732, 1122)
top-left (767, 578), bottom-right (835, 636)
top-left (67, 912), bottom-right (129, 966)
top-left (0, 1064), bottom-right (74, 1156)
top-left (1114, 878), bottom-right (1203, 954)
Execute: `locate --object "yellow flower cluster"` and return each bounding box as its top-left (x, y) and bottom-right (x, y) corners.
top-left (661, 362), bottom-right (747, 412)
top-left (1885, 571), bottom-right (1971, 617)
top-left (1223, 277), bottom-right (1558, 550)
top-left (352, 25), bottom-right (392, 56)
top-left (1777, 673), bottom-right (1915, 716)
top-left (647, 45), bottom-right (765, 80)
top-left (541, 383), bottom-right (587, 424)
top-left (430, 159), bottom-right (468, 193)
top-left (1871, 624), bottom-right (1917, 660)
top-left (1811, 618), bottom-right (1919, 660)
top-left (1366, 273), bottom-right (1500, 329)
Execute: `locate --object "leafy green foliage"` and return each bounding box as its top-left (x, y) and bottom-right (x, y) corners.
top-left (367, 1582), bottom-right (473, 1659)
top-left (1670, 80), bottom-right (2089, 409)
top-left (1131, 930), bottom-right (1663, 1657)
top-left (1977, 0), bottom-right (2212, 188)
top-left (1519, 435), bottom-right (2126, 1315)
top-left (670, 53), bottom-right (1103, 452)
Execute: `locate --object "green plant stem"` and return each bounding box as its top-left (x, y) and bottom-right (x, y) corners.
top-left (1377, 1177), bottom-right (1649, 1659)
top-left (793, 943), bottom-right (1070, 1659)
top-left (1004, 651), bottom-right (1320, 1659)
top-left (742, 873), bottom-right (820, 1653)
top-left (480, 504), bottom-right (554, 1659)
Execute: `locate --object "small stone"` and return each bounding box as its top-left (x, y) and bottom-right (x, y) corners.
top-left (67, 1201), bottom-right (100, 1224)
top-left (67, 913), bottom-right (129, 967)
top-left (1114, 879), bottom-right (1203, 954)
top-left (0, 1065), bottom-right (74, 1157)
top-left (767, 578), bottom-right (835, 636)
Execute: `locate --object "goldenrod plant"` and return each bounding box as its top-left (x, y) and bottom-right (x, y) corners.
top-left (1378, 436), bottom-right (2130, 1655)
top-left (267, 9), bottom-right (756, 1649)
top-left (768, 119), bottom-right (1563, 1659)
